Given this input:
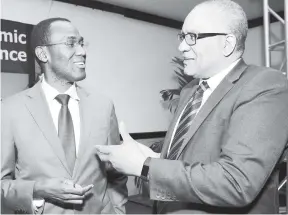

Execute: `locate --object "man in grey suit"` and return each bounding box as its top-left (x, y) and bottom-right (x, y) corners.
top-left (95, 0), bottom-right (288, 213)
top-left (1, 17), bottom-right (127, 214)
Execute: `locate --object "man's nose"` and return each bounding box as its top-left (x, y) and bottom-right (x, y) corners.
top-left (178, 40), bottom-right (191, 52)
top-left (75, 45), bottom-right (86, 57)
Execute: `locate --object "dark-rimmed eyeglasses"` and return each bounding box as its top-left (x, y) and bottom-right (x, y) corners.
top-left (178, 32), bottom-right (228, 46)
top-left (38, 37), bottom-right (86, 48)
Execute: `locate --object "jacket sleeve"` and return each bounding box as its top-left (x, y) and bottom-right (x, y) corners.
top-left (148, 71), bottom-right (288, 207)
top-left (1, 100), bottom-right (35, 214)
top-left (105, 103), bottom-right (128, 213)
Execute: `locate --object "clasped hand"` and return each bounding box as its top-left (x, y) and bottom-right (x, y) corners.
top-left (34, 178), bottom-right (93, 205)
top-left (95, 122), bottom-right (160, 177)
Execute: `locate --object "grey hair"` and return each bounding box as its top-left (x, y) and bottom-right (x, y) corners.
top-left (197, 0), bottom-right (248, 55)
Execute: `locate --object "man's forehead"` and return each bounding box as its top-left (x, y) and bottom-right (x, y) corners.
top-left (182, 7), bottom-right (227, 33)
top-left (182, 17), bottom-right (211, 33)
top-left (49, 21), bottom-right (81, 41)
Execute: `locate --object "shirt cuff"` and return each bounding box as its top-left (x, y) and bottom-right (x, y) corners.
top-left (33, 199), bottom-right (44, 214)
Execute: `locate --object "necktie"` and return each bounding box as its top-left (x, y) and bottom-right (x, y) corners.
top-left (55, 94), bottom-right (76, 172)
top-left (167, 81), bottom-right (209, 160)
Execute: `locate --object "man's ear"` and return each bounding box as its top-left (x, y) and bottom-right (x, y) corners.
top-left (35, 46), bottom-right (48, 63)
top-left (223, 34), bottom-right (237, 57)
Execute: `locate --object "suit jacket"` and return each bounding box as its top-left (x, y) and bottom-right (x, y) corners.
top-left (1, 81), bottom-right (128, 214)
top-left (150, 59), bottom-right (288, 214)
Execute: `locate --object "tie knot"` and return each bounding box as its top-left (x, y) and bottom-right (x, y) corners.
top-left (55, 94), bottom-right (70, 105)
top-left (198, 81), bottom-right (209, 93)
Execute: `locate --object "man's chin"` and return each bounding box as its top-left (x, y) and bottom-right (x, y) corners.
top-left (75, 73), bottom-right (86, 82)
top-left (72, 68), bottom-right (86, 81)
top-left (184, 68), bottom-right (195, 77)
top-left (68, 74), bottom-right (86, 83)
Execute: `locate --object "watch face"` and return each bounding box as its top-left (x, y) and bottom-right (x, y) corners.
top-left (141, 157), bottom-right (151, 180)
top-left (142, 165), bottom-right (149, 176)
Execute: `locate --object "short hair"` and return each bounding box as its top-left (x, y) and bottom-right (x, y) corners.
top-left (30, 17), bottom-right (71, 63)
top-left (198, 0), bottom-right (248, 54)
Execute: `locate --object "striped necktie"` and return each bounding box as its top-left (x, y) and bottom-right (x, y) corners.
top-left (167, 81), bottom-right (209, 160)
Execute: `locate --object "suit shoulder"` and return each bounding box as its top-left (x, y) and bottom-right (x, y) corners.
top-left (89, 92), bottom-right (114, 107)
top-left (246, 65), bottom-right (288, 88)
top-left (235, 65), bottom-right (288, 104)
top-left (2, 88), bottom-right (29, 107)
top-left (78, 87), bottom-right (115, 109)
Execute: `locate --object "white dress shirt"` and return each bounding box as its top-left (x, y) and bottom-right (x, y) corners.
top-left (33, 77), bottom-right (81, 213)
top-left (167, 59), bottom-right (241, 153)
top-left (41, 77), bottom-right (81, 155)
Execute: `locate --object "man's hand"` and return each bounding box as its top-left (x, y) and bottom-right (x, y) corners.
top-left (33, 178), bottom-right (93, 205)
top-left (137, 141), bottom-right (160, 159)
top-left (95, 122), bottom-right (159, 176)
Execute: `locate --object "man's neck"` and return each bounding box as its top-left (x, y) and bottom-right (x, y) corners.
top-left (43, 73), bottom-right (74, 93)
top-left (207, 57), bottom-right (241, 79)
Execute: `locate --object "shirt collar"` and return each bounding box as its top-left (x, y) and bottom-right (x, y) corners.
top-left (201, 58), bottom-right (241, 91)
top-left (41, 76), bottom-right (80, 102)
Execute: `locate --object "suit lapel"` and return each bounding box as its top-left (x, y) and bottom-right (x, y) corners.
top-left (175, 59), bottom-right (248, 159)
top-left (73, 86), bottom-right (92, 176)
top-left (24, 82), bottom-right (72, 176)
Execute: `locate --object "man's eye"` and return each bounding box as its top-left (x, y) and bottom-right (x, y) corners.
top-left (79, 41), bottom-right (84, 47)
top-left (188, 35), bottom-right (195, 40)
top-left (67, 43), bottom-right (75, 48)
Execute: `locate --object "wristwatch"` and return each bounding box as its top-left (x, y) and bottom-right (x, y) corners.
top-left (140, 157), bottom-right (151, 181)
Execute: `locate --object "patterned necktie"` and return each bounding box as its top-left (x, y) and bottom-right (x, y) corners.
top-left (55, 94), bottom-right (76, 172)
top-left (167, 81), bottom-right (209, 160)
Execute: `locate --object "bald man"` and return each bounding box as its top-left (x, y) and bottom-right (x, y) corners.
top-left (95, 0), bottom-right (288, 214)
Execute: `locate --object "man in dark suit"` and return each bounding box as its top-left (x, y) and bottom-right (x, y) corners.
top-left (95, 0), bottom-right (288, 214)
top-left (1, 17), bottom-right (127, 214)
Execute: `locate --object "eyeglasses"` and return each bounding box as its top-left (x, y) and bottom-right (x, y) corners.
top-left (178, 32), bottom-right (228, 46)
top-left (39, 37), bottom-right (87, 48)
